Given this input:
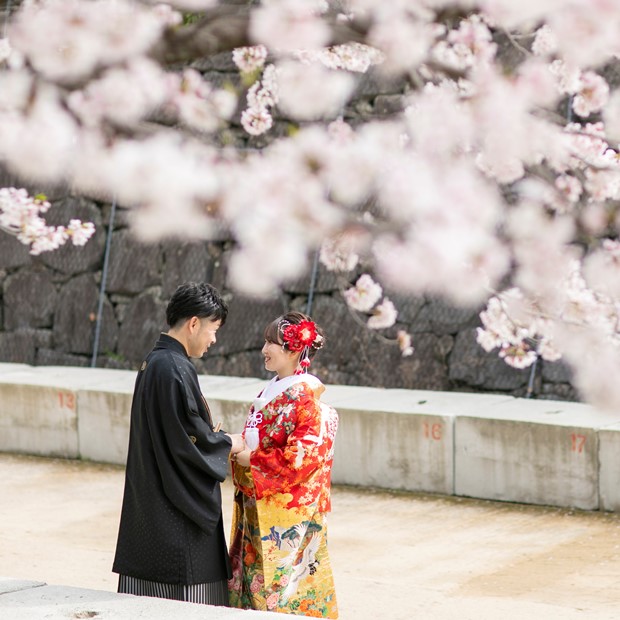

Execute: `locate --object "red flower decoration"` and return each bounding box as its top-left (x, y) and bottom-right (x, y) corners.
top-left (282, 320), bottom-right (318, 352)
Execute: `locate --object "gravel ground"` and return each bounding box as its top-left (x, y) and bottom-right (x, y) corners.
top-left (2, 453), bottom-right (620, 620)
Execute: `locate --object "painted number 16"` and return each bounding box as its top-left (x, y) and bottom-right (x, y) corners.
top-left (423, 422), bottom-right (443, 441)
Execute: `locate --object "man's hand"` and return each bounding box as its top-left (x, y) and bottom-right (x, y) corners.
top-left (226, 433), bottom-right (245, 454)
top-left (234, 449), bottom-right (251, 467)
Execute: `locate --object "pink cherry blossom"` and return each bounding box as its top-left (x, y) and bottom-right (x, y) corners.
top-left (6, 0), bottom-right (620, 411)
top-left (572, 72), bottom-right (610, 118)
top-left (241, 107), bottom-right (273, 136)
top-left (9, 0), bottom-right (165, 82)
top-left (397, 330), bottom-right (414, 357)
top-left (250, 0), bottom-right (329, 52)
top-left (233, 45), bottom-right (268, 74)
top-left (344, 274), bottom-right (383, 313)
top-left (320, 235), bottom-right (360, 272)
top-left (0, 187), bottom-right (95, 254)
top-left (276, 60), bottom-right (354, 121)
top-left (531, 25), bottom-right (558, 57)
top-left (367, 297), bottom-right (398, 329)
top-left (172, 69), bottom-right (237, 133)
top-left (295, 43), bottom-right (383, 73)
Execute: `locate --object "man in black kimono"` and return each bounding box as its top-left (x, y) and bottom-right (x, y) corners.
top-left (113, 282), bottom-right (244, 605)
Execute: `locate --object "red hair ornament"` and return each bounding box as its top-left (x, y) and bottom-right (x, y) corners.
top-left (280, 319), bottom-right (323, 374)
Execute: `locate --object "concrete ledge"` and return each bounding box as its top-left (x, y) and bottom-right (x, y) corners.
top-left (327, 388), bottom-right (511, 495)
top-left (454, 399), bottom-right (617, 510)
top-left (1, 363), bottom-right (620, 511)
top-left (598, 423), bottom-right (620, 511)
top-left (0, 577), bottom-right (279, 619)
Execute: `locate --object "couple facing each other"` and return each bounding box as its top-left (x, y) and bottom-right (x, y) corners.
top-left (112, 281), bottom-right (339, 619)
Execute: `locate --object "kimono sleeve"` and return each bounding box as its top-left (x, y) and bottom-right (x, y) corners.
top-left (144, 359), bottom-right (232, 533)
top-left (250, 392), bottom-right (323, 500)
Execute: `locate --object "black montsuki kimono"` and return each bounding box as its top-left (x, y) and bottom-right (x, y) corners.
top-left (113, 334), bottom-right (233, 585)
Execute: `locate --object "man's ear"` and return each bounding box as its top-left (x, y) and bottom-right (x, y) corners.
top-left (187, 316), bottom-right (200, 333)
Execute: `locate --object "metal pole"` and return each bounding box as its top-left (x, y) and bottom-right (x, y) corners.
top-left (525, 355), bottom-right (539, 398)
top-left (91, 199), bottom-right (116, 367)
top-left (305, 249), bottom-right (320, 316)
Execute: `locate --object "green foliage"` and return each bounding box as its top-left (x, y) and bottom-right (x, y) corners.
top-left (182, 12), bottom-right (202, 25)
top-left (241, 67), bottom-right (262, 88)
top-left (104, 350), bottom-right (126, 363)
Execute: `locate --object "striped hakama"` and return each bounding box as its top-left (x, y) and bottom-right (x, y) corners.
top-left (118, 574), bottom-right (229, 606)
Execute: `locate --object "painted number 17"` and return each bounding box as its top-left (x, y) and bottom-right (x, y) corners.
top-left (571, 433), bottom-right (586, 453)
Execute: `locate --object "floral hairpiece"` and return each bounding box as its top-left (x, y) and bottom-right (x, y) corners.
top-left (280, 319), bottom-right (324, 353)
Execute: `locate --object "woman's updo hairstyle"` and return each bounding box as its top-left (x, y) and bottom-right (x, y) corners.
top-left (264, 311), bottom-right (325, 360)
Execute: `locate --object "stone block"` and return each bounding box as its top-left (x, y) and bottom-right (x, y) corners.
top-left (105, 230), bottom-right (162, 295)
top-left (36, 348), bottom-right (89, 367)
top-left (0, 330), bottom-right (38, 364)
top-left (542, 359), bottom-right (573, 384)
top-left (373, 94), bottom-right (405, 115)
top-left (192, 51), bottom-right (237, 72)
top-left (449, 328), bottom-right (530, 390)
top-left (454, 398), bottom-right (619, 509)
top-left (412, 298), bottom-right (480, 335)
top-left (4, 269), bottom-right (58, 329)
top-left (116, 291), bottom-right (166, 364)
top-left (53, 274), bottom-right (118, 355)
top-left (353, 68), bottom-right (403, 98)
top-left (385, 293), bottom-right (425, 324)
top-left (212, 296), bottom-right (284, 356)
top-left (539, 382), bottom-right (578, 402)
top-left (161, 241), bottom-right (212, 299)
top-left (0, 231), bottom-right (32, 270)
top-left (283, 263), bottom-right (343, 295)
top-left (598, 423), bottom-right (620, 511)
top-left (199, 350), bottom-right (270, 381)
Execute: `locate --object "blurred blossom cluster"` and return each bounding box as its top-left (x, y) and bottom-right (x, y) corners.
top-left (0, 188), bottom-right (95, 254)
top-left (4, 0), bottom-right (620, 405)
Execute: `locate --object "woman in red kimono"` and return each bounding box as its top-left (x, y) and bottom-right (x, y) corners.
top-left (229, 311), bottom-right (339, 618)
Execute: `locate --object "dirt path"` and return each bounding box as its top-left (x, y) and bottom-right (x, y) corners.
top-left (2, 454), bottom-right (620, 619)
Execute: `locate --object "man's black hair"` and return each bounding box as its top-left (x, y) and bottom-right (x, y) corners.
top-left (166, 282), bottom-right (228, 328)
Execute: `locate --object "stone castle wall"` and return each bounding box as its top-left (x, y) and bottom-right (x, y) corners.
top-left (0, 196), bottom-right (575, 401)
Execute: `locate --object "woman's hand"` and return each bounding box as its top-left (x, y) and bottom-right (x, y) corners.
top-left (226, 433), bottom-right (245, 454)
top-left (233, 449), bottom-right (252, 467)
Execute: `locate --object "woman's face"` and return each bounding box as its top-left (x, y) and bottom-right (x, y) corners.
top-left (262, 339), bottom-right (299, 377)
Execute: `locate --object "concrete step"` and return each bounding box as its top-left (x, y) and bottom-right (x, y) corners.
top-left (0, 577), bottom-right (279, 619)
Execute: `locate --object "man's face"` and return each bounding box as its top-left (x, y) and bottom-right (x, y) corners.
top-left (187, 318), bottom-right (221, 358)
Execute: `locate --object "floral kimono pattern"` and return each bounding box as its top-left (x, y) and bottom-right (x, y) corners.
top-left (229, 376), bottom-right (339, 618)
